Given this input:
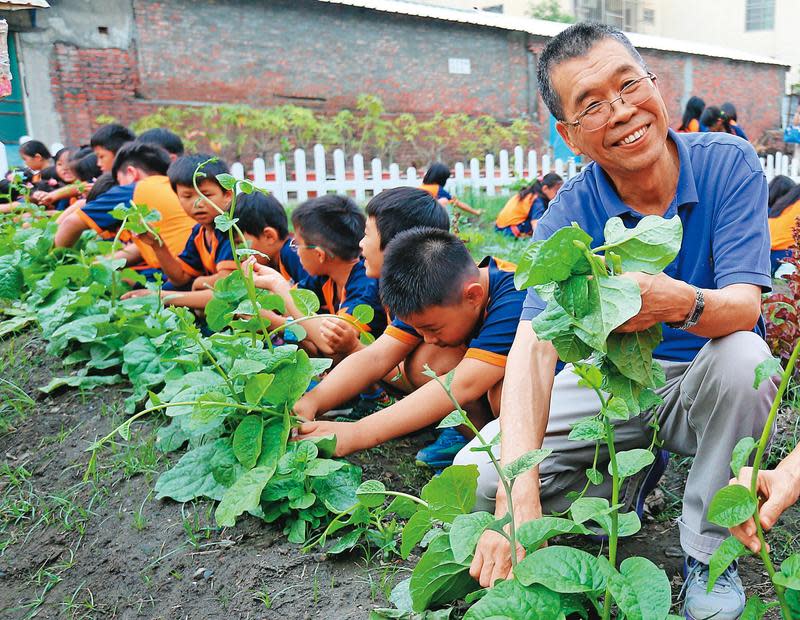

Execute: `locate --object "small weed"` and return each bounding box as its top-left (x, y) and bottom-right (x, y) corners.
top-left (252, 586), bottom-right (272, 609)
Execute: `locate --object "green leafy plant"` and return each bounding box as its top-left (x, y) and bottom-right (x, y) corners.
top-left (379, 214), bottom-right (685, 619)
top-left (704, 341), bottom-right (800, 619)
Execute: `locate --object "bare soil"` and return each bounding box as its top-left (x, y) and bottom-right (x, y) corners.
top-left (1, 332), bottom-right (796, 619)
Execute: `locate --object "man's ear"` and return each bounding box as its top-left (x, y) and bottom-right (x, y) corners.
top-left (463, 281), bottom-right (484, 308)
top-left (555, 121), bottom-right (582, 157)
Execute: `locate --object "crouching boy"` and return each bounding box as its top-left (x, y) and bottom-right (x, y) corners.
top-left (295, 228), bottom-right (526, 460)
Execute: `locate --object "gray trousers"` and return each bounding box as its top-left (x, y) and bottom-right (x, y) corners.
top-left (454, 331), bottom-right (776, 564)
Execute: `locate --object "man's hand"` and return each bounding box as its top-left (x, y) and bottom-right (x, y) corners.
top-left (728, 466), bottom-right (800, 553)
top-left (295, 420), bottom-right (365, 456)
top-left (293, 395), bottom-right (319, 422)
top-left (469, 485), bottom-right (539, 588)
top-left (616, 272), bottom-right (694, 333)
top-left (319, 317), bottom-right (361, 354)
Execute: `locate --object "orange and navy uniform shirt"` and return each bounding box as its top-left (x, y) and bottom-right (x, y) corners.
top-left (384, 256), bottom-right (524, 367)
top-left (420, 184), bottom-right (452, 202)
top-left (273, 237), bottom-right (309, 284)
top-left (495, 193), bottom-right (548, 236)
top-left (678, 118), bottom-right (700, 133)
top-left (76, 175), bottom-right (195, 270)
top-left (297, 258), bottom-right (387, 336)
top-left (769, 198), bottom-right (800, 251)
top-left (176, 223), bottom-right (237, 277)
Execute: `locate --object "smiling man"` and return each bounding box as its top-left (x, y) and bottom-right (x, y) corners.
top-left (460, 23), bottom-right (776, 619)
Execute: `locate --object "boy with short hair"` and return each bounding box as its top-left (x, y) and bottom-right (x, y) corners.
top-left (295, 228), bottom-right (526, 465)
top-left (137, 128), bottom-right (185, 161)
top-left (90, 123), bottom-right (136, 172)
top-left (235, 191), bottom-right (308, 284)
top-left (123, 154), bottom-right (236, 308)
top-left (54, 143), bottom-right (195, 281)
top-left (246, 194), bottom-right (385, 359)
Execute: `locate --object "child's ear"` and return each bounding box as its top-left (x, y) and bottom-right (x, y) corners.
top-left (223, 189), bottom-right (234, 203)
top-left (260, 226), bottom-right (279, 243)
top-left (463, 281), bottom-right (484, 307)
top-left (313, 247), bottom-right (328, 264)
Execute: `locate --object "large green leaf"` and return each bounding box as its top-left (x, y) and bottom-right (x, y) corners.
top-left (517, 516), bottom-right (590, 551)
top-left (607, 556), bottom-right (671, 620)
top-left (232, 415), bottom-right (264, 469)
top-left (605, 324), bottom-right (662, 386)
top-left (602, 215), bottom-right (682, 273)
top-left (421, 465), bottom-right (478, 523)
top-left (501, 449), bottom-right (551, 482)
top-left (401, 508), bottom-right (433, 559)
top-left (730, 437), bottom-right (757, 477)
top-left (613, 449), bottom-right (655, 480)
top-left (311, 463), bottom-right (362, 513)
top-left (707, 537), bottom-right (749, 592)
top-left (154, 439), bottom-right (231, 502)
top-left (573, 276), bottom-right (642, 353)
top-left (449, 512), bottom-right (495, 563)
top-left (409, 532), bottom-right (478, 612)
top-left (215, 465), bottom-right (275, 527)
top-left (515, 546), bottom-right (606, 593)
top-left (774, 554), bottom-right (800, 590)
top-left (463, 580), bottom-right (562, 620)
top-left (707, 484), bottom-right (757, 528)
top-left (0, 254), bottom-right (23, 300)
top-left (514, 225), bottom-right (593, 289)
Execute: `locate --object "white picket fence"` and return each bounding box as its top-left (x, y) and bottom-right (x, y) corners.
top-left (230, 144), bottom-right (581, 204)
top-left (761, 151), bottom-right (800, 182)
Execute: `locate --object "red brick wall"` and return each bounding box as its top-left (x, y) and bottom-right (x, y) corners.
top-left (47, 0), bottom-right (785, 150)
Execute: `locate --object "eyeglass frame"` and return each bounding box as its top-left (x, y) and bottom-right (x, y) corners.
top-left (561, 72), bottom-right (658, 132)
top-left (289, 237), bottom-right (334, 257)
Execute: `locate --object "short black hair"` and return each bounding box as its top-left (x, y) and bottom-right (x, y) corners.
top-left (137, 128), bottom-right (185, 157)
top-left (380, 227), bottom-right (478, 317)
top-left (365, 187), bottom-right (449, 249)
top-left (721, 102), bottom-right (737, 122)
top-left (422, 162), bottom-right (451, 187)
top-left (768, 175), bottom-right (796, 210)
top-left (20, 140), bottom-right (51, 159)
top-left (770, 183), bottom-right (800, 219)
top-left (86, 172), bottom-right (117, 201)
top-left (700, 105), bottom-right (724, 129)
top-left (537, 22), bottom-right (647, 121)
top-left (167, 154), bottom-right (230, 192)
top-left (111, 142), bottom-right (171, 179)
top-left (90, 123), bottom-right (136, 153)
top-left (291, 195), bottom-right (365, 260)
top-left (235, 192), bottom-right (289, 239)
top-left (72, 152), bottom-right (102, 182)
top-left (680, 96), bottom-right (706, 131)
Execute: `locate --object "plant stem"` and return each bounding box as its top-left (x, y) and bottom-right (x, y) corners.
top-left (602, 423), bottom-right (620, 620)
top-left (174, 311), bottom-right (237, 396)
top-left (749, 339), bottom-right (800, 619)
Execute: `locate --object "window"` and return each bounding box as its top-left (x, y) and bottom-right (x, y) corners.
top-left (642, 8), bottom-right (655, 24)
top-left (448, 58), bottom-right (471, 75)
top-left (745, 0), bottom-right (774, 31)
top-left (482, 4), bottom-right (504, 13)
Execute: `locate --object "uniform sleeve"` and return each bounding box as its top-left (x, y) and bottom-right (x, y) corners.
top-left (214, 234), bottom-right (237, 272)
top-left (176, 227), bottom-right (204, 278)
top-left (465, 279), bottom-right (526, 367)
top-left (338, 273), bottom-right (387, 335)
top-left (76, 184), bottom-right (135, 237)
top-left (438, 187), bottom-right (453, 201)
top-left (529, 196), bottom-right (547, 221)
top-left (711, 158), bottom-right (772, 291)
top-left (385, 317), bottom-right (422, 345)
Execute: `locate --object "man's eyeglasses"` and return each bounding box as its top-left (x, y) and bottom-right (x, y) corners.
top-left (289, 238), bottom-right (319, 251)
top-left (563, 73), bottom-right (658, 132)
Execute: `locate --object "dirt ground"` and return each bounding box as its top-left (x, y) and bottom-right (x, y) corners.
top-left (1, 332), bottom-right (796, 619)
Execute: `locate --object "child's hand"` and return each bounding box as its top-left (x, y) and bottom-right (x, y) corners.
top-left (319, 317), bottom-right (360, 354)
top-left (121, 289), bottom-right (155, 300)
top-left (242, 258), bottom-right (289, 294)
top-left (295, 420), bottom-right (364, 456)
top-left (293, 395), bottom-right (319, 422)
top-left (134, 231), bottom-right (161, 248)
top-left (192, 275), bottom-right (215, 291)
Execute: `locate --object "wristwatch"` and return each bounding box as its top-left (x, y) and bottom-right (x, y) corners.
top-left (667, 285), bottom-right (704, 330)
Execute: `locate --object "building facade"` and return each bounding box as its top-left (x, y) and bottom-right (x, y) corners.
top-left (0, 0), bottom-right (789, 153)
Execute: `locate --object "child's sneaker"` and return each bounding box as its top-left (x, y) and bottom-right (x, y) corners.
top-left (415, 428), bottom-right (468, 470)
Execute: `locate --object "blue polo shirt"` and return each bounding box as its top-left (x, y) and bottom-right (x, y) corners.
top-left (521, 129), bottom-right (771, 363)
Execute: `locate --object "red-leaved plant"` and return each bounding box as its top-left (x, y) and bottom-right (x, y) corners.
top-left (764, 220), bottom-right (800, 371)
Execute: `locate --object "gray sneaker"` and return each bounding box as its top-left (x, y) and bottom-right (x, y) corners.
top-left (681, 557), bottom-right (745, 620)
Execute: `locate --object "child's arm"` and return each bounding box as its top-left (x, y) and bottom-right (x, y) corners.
top-left (452, 198), bottom-right (482, 216)
top-left (160, 288), bottom-right (215, 310)
top-left (114, 242), bottom-right (142, 266)
top-left (296, 357), bottom-right (505, 455)
top-left (136, 232), bottom-right (193, 287)
top-left (54, 211), bottom-right (89, 247)
top-left (191, 269), bottom-right (235, 292)
top-left (293, 333), bottom-right (414, 420)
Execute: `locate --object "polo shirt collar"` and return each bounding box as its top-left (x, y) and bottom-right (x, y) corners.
top-left (595, 127), bottom-right (699, 220)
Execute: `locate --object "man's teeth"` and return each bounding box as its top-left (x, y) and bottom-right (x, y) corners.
top-left (621, 126), bottom-right (646, 145)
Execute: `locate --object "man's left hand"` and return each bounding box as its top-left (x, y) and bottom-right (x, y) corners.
top-left (616, 272), bottom-right (694, 333)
